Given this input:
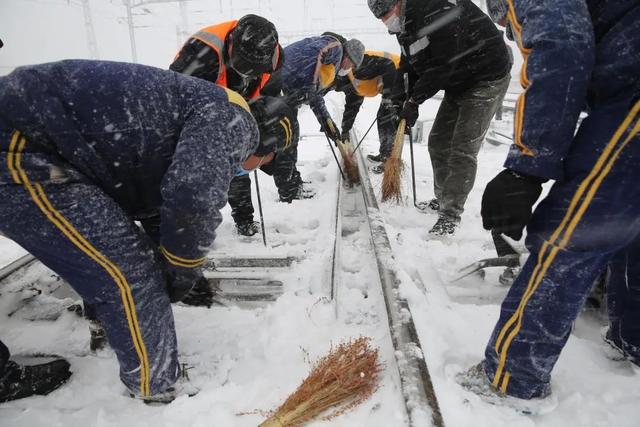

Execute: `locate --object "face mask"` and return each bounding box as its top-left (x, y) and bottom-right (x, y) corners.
top-left (383, 14), bottom-right (403, 34)
top-left (338, 68), bottom-right (352, 77)
top-left (235, 165), bottom-right (251, 176)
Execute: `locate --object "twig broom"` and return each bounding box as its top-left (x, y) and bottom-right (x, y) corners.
top-left (259, 337), bottom-right (383, 426)
top-left (381, 119), bottom-right (406, 203)
top-left (336, 139), bottom-right (360, 185)
top-left (326, 120), bottom-right (360, 185)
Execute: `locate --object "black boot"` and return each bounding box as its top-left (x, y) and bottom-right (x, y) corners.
top-left (416, 198), bottom-right (440, 212)
top-left (89, 320), bottom-right (108, 352)
top-left (0, 358), bottom-right (72, 402)
top-left (235, 221), bottom-right (260, 237)
top-left (429, 216), bottom-right (458, 236)
top-left (367, 153), bottom-right (386, 162)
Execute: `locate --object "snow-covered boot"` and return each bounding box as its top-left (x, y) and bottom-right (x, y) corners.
top-left (371, 164), bottom-right (385, 174)
top-left (602, 329), bottom-right (640, 367)
top-left (417, 198), bottom-right (440, 213)
top-left (293, 183), bottom-right (316, 200)
top-left (235, 221), bottom-right (260, 237)
top-left (498, 266), bottom-right (519, 286)
top-left (89, 319), bottom-right (108, 352)
top-left (132, 364), bottom-right (199, 404)
top-left (0, 358), bottom-right (72, 402)
top-left (429, 216), bottom-right (457, 236)
top-left (456, 362), bottom-right (556, 415)
top-left (367, 153), bottom-right (386, 162)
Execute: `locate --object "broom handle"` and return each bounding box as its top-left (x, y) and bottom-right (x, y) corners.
top-left (254, 170), bottom-right (267, 247)
top-left (393, 119), bottom-right (407, 157)
top-left (409, 128), bottom-right (418, 208)
top-left (403, 72), bottom-right (418, 207)
top-left (324, 133), bottom-right (347, 181)
top-left (351, 117), bottom-right (378, 155)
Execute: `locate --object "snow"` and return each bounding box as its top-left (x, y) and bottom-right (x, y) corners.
top-left (1, 1), bottom-right (638, 426)
top-left (1, 93), bottom-right (639, 426)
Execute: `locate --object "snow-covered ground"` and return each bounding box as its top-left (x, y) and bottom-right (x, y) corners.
top-left (1, 1), bottom-right (638, 426)
top-left (1, 94), bottom-right (639, 427)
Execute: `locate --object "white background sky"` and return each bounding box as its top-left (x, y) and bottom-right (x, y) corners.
top-left (0, 0), bottom-right (402, 74)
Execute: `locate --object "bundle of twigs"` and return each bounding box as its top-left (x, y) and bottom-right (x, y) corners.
top-left (259, 337), bottom-right (383, 426)
top-left (381, 119), bottom-right (407, 203)
top-left (336, 139), bottom-right (361, 185)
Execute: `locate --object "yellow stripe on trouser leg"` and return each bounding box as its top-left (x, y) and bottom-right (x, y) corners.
top-left (9, 134), bottom-right (152, 396)
top-left (494, 101), bottom-right (640, 357)
top-left (492, 101), bottom-right (640, 390)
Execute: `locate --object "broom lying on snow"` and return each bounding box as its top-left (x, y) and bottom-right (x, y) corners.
top-left (259, 337), bottom-right (383, 426)
top-left (381, 119), bottom-right (407, 203)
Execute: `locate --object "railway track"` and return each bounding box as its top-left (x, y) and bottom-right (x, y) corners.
top-left (0, 128), bottom-right (445, 426)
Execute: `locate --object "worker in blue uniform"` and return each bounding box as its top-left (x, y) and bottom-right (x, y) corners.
top-left (0, 59), bottom-right (297, 402)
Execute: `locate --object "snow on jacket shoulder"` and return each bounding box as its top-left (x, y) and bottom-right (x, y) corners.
top-left (282, 36), bottom-right (343, 125)
top-left (0, 59), bottom-right (258, 264)
top-left (282, 36), bottom-right (343, 98)
top-left (396, 0), bottom-right (510, 104)
top-left (504, 0), bottom-right (640, 180)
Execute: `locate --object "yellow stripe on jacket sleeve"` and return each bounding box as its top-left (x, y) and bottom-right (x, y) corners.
top-left (160, 246), bottom-right (206, 268)
top-left (7, 131), bottom-right (22, 184)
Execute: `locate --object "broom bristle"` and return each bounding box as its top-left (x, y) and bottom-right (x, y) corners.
top-left (337, 141), bottom-right (361, 184)
top-left (381, 120), bottom-right (407, 203)
top-left (260, 337), bottom-right (383, 427)
top-left (381, 157), bottom-right (403, 203)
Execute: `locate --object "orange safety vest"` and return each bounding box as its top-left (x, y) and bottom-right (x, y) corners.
top-left (190, 20), bottom-right (276, 100)
top-left (347, 50), bottom-right (400, 98)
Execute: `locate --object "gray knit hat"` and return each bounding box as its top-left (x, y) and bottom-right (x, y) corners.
top-left (344, 39), bottom-right (365, 68)
top-left (367, 0), bottom-right (399, 19)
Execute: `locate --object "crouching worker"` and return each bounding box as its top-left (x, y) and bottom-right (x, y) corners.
top-left (334, 50), bottom-right (400, 171)
top-left (170, 14), bottom-right (285, 236)
top-left (0, 59), bottom-right (296, 402)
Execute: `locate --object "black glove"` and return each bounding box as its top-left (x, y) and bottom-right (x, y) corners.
top-left (165, 267), bottom-right (203, 303)
top-left (341, 130), bottom-right (351, 144)
top-left (481, 169), bottom-right (545, 240)
top-left (180, 277), bottom-right (215, 308)
top-left (399, 99), bottom-right (420, 127)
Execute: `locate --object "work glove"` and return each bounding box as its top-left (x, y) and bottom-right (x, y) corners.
top-left (321, 118), bottom-right (341, 144)
top-left (481, 169), bottom-right (545, 240)
top-left (341, 130), bottom-right (351, 144)
top-left (180, 277), bottom-right (215, 308)
top-left (399, 99), bottom-right (420, 127)
top-left (165, 266), bottom-right (203, 303)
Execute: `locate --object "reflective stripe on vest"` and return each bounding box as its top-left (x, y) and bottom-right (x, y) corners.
top-left (190, 20), bottom-right (272, 100)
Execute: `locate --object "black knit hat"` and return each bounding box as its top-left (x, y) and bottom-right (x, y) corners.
top-left (368, 0), bottom-right (399, 18)
top-left (229, 15), bottom-right (279, 76)
top-left (249, 96), bottom-right (299, 156)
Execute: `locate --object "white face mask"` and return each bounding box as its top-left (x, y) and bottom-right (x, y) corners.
top-left (338, 68), bottom-right (352, 77)
top-left (383, 13), bottom-right (403, 34)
